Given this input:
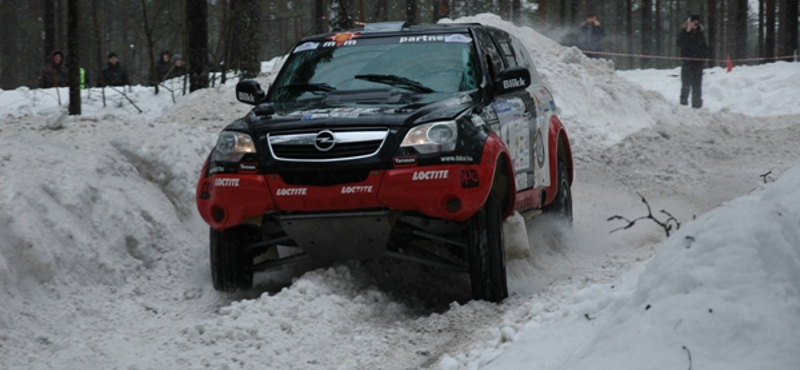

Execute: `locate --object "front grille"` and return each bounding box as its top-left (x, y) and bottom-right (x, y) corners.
top-left (280, 169), bottom-right (370, 186)
top-left (268, 129), bottom-right (389, 162)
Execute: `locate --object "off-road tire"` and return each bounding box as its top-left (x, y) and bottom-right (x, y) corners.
top-left (544, 160), bottom-right (573, 225)
top-left (467, 192), bottom-right (508, 302)
top-left (210, 226), bottom-right (258, 292)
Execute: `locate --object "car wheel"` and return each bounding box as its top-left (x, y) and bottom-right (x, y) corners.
top-left (544, 160), bottom-right (573, 225)
top-left (467, 192), bottom-right (508, 302)
top-left (210, 226), bottom-right (257, 292)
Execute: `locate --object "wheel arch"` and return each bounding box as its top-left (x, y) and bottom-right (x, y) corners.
top-left (544, 116), bottom-right (574, 206)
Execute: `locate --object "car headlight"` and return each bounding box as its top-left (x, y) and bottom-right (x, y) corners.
top-left (212, 131), bottom-right (256, 162)
top-left (401, 121), bottom-right (458, 154)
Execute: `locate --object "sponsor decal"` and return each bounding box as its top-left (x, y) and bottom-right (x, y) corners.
top-left (330, 112), bottom-right (360, 118)
top-left (493, 100), bottom-right (513, 113)
top-left (239, 163), bottom-right (257, 171)
top-left (393, 156), bottom-right (417, 166)
top-left (325, 32), bottom-right (360, 47)
top-left (515, 192), bottom-right (537, 209)
top-left (302, 114), bottom-right (329, 120)
top-left (199, 181), bottom-right (211, 200)
top-left (471, 115), bottom-right (486, 127)
top-left (412, 170), bottom-right (449, 181)
top-left (208, 165), bottom-right (225, 175)
top-left (441, 155), bottom-right (475, 163)
top-left (214, 178), bottom-right (240, 187)
top-left (237, 92), bottom-right (255, 103)
top-left (534, 130), bottom-right (546, 168)
top-left (460, 169), bottom-right (479, 188)
top-left (549, 100), bottom-right (556, 111)
top-left (400, 35), bottom-right (445, 43)
top-left (515, 173), bottom-right (529, 190)
top-left (341, 185), bottom-right (373, 194)
top-left (502, 77), bottom-right (527, 90)
top-left (293, 42), bottom-right (320, 53)
top-left (445, 34), bottom-right (473, 43)
top-left (276, 188), bottom-right (307, 196)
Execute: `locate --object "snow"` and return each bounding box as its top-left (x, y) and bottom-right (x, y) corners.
top-left (2, 13), bottom-right (800, 370)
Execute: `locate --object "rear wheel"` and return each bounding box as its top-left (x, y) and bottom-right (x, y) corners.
top-left (544, 160), bottom-right (573, 225)
top-left (210, 226), bottom-right (258, 292)
top-left (467, 192), bottom-right (508, 302)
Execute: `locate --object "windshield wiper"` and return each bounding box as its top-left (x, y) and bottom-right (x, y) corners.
top-left (354, 74), bottom-right (434, 93)
top-left (275, 82), bottom-right (336, 93)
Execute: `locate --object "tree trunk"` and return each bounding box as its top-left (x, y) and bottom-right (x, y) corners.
top-left (655, 0), bottom-right (663, 68)
top-left (538, 0), bottom-right (546, 21)
top-left (314, 0), bottom-right (326, 33)
top-left (707, 0), bottom-right (716, 67)
top-left (67, 0), bottom-right (80, 115)
top-left (626, 0), bottom-right (633, 69)
top-left (187, 0), bottom-right (208, 92)
top-left (44, 0), bottom-right (56, 63)
top-left (641, 0), bottom-right (652, 68)
top-left (407, 0), bottom-right (417, 25)
top-left (735, 0), bottom-right (748, 60)
top-left (512, 0), bottom-right (520, 21)
top-left (234, 0), bottom-right (261, 79)
top-left (784, 0), bottom-right (798, 60)
top-left (765, 0), bottom-right (775, 59)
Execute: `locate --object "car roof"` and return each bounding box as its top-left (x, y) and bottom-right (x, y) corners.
top-left (299, 22), bottom-right (507, 42)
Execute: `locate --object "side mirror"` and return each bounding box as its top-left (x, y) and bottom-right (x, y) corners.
top-left (494, 67), bottom-right (531, 94)
top-left (236, 80), bottom-right (266, 105)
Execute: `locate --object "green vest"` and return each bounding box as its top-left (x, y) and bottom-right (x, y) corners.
top-left (80, 68), bottom-right (86, 89)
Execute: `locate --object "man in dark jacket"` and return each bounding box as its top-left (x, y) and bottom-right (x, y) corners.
top-left (38, 50), bottom-right (69, 88)
top-left (154, 50), bottom-right (172, 84)
top-left (101, 52), bottom-right (130, 87)
top-left (676, 15), bottom-right (709, 108)
top-left (575, 14), bottom-right (606, 58)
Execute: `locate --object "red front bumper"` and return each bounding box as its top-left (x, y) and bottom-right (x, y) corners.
top-left (197, 144), bottom-right (506, 231)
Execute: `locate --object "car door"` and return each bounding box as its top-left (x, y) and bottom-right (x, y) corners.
top-left (475, 29), bottom-right (536, 195)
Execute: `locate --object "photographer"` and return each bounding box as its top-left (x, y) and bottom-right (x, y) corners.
top-left (677, 15), bottom-right (709, 108)
top-left (575, 14), bottom-right (606, 58)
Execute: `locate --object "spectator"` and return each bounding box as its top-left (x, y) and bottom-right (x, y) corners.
top-left (101, 52), bottom-right (130, 87)
top-left (677, 15), bottom-right (709, 108)
top-left (575, 14), bottom-right (606, 58)
top-left (38, 50), bottom-right (69, 88)
top-left (154, 50), bottom-right (172, 84)
top-left (79, 67), bottom-right (90, 89)
top-left (169, 54), bottom-right (186, 79)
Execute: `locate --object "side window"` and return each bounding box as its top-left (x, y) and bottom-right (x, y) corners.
top-left (475, 30), bottom-right (505, 79)
top-left (510, 36), bottom-right (543, 86)
top-left (498, 40), bottom-right (518, 67)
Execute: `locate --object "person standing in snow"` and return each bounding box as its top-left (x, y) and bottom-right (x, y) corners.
top-left (37, 50), bottom-right (69, 88)
top-left (677, 15), bottom-right (709, 109)
top-left (575, 14), bottom-right (606, 58)
top-left (153, 50), bottom-right (172, 84)
top-left (167, 54), bottom-right (186, 79)
top-left (101, 52), bottom-right (130, 87)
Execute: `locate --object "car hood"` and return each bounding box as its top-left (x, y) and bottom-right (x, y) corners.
top-left (250, 90), bottom-right (478, 132)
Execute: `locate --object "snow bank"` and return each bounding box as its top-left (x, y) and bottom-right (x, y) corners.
top-left (619, 62), bottom-right (800, 117)
top-left (479, 163), bottom-right (800, 370)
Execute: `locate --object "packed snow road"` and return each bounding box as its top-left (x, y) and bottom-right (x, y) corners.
top-left (3, 15), bottom-right (800, 370)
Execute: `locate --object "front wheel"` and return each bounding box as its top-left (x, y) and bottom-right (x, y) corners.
top-left (467, 192), bottom-right (508, 302)
top-left (544, 160), bottom-right (573, 225)
top-left (210, 226), bottom-right (258, 292)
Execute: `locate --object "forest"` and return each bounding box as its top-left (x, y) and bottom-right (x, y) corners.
top-left (0, 0), bottom-right (797, 91)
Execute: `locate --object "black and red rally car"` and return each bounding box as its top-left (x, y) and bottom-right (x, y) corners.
top-left (196, 22), bottom-right (573, 302)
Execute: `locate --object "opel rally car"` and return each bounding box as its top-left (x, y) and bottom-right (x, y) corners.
top-left (196, 22), bottom-right (573, 302)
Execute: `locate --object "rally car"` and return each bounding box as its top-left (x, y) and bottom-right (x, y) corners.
top-left (196, 22), bottom-right (573, 302)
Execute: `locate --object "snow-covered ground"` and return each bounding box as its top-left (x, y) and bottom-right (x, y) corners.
top-left (2, 13), bottom-right (799, 370)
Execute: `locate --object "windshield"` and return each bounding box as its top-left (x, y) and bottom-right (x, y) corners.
top-left (270, 33), bottom-right (481, 103)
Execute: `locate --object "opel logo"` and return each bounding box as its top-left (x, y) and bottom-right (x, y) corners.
top-left (314, 130), bottom-right (336, 152)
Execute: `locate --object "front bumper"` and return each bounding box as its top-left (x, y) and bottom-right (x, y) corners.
top-left (196, 146), bottom-right (502, 231)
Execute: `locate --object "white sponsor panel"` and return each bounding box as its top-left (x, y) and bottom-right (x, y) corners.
top-left (412, 170), bottom-right (449, 181)
top-left (293, 42), bottom-right (320, 53)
